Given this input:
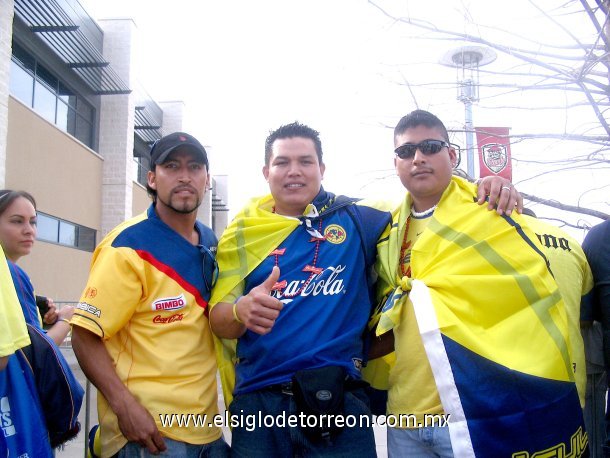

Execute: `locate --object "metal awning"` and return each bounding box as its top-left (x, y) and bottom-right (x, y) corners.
top-left (14, 0), bottom-right (131, 95)
top-left (134, 85), bottom-right (164, 145)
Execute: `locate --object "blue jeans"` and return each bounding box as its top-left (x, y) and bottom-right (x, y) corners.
top-left (229, 387), bottom-right (376, 457)
top-left (387, 426), bottom-right (454, 458)
top-left (585, 371), bottom-right (606, 458)
top-left (115, 436), bottom-right (229, 458)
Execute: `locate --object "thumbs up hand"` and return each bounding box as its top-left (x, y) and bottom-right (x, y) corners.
top-left (234, 266), bottom-right (283, 335)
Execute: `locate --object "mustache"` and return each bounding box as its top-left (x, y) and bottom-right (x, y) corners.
top-left (172, 185), bottom-right (197, 194)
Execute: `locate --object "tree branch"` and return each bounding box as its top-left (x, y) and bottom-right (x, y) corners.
top-left (522, 192), bottom-right (610, 220)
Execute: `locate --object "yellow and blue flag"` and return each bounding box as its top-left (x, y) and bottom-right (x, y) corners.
top-left (371, 177), bottom-right (587, 457)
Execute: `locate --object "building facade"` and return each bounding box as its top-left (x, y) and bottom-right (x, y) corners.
top-left (0, 0), bottom-right (229, 301)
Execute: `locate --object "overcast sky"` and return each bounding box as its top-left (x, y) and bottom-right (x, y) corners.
top-left (82, 0), bottom-right (610, 240)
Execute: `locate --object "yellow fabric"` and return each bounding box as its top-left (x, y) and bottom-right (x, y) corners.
top-left (210, 194), bottom-right (301, 407)
top-left (368, 177), bottom-right (573, 395)
top-left (72, 212), bottom-right (220, 457)
top-left (0, 245), bottom-right (30, 356)
top-left (389, 212), bottom-right (443, 424)
top-left (524, 215), bottom-right (593, 407)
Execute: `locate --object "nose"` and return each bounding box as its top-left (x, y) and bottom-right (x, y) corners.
top-left (24, 221), bottom-right (36, 235)
top-left (287, 162), bottom-right (302, 176)
top-left (177, 167), bottom-right (192, 183)
top-left (412, 147), bottom-right (427, 164)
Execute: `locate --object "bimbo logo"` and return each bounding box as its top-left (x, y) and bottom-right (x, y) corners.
top-left (152, 294), bottom-right (186, 311)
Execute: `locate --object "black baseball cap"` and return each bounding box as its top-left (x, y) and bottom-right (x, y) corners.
top-left (149, 132), bottom-right (209, 169)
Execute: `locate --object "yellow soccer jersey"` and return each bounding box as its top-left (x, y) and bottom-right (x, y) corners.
top-left (388, 213), bottom-right (444, 426)
top-left (524, 215), bottom-right (593, 407)
top-left (72, 207), bottom-right (221, 457)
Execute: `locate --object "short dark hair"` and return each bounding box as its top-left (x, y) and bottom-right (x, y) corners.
top-left (264, 122), bottom-right (323, 166)
top-left (0, 190), bottom-right (37, 217)
top-left (394, 110), bottom-right (450, 144)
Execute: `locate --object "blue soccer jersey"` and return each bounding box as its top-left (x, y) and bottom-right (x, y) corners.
top-left (232, 191), bottom-right (391, 395)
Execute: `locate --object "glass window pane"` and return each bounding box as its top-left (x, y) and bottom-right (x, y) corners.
top-left (75, 114), bottom-right (93, 147)
top-left (11, 42), bottom-right (35, 72)
top-left (9, 60), bottom-right (34, 106)
top-left (35, 64), bottom-right (58, 92)
top-left (36, 213), bottom-right (58, 242)
top-left (56, 99), bottom-right (68, 132)
top-left (59, 221), bottom-right (76, 246)
top-left (58, 82), bottom-right (77, 108)
top-left (34, 81), bottom-right (56, 123)
top-left (77, 226), bottom-right (96, 252)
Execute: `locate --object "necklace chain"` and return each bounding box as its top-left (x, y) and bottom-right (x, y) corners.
top-left (271, 219), bottom-right (324, 298)
top-left (410, 204), bottom-right (437, 218)
top-left (400, 216), bottom-right (412, 278)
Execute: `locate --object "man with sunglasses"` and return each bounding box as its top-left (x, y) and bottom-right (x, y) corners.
top-left (71, 132), bottom-right (228, 458)
top-left (209, 121), bottom-right (519, 457)
top-left (370, 110), bottom-right (586, 457)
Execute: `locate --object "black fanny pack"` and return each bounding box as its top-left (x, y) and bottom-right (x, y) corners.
top-left (291, 366), bottom-right (366, 444)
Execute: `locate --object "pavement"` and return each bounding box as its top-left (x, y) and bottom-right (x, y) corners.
top-left (56, 347), bottom-right (388, 458)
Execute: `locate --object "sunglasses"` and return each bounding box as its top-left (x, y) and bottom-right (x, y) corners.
top-left (394, 140), bottom-right (450, 160)
top-left (199, 244), bottom-right (219, 291)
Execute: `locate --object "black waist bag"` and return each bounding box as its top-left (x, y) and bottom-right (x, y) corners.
top-left (291, 366), bottom-right (346, 444)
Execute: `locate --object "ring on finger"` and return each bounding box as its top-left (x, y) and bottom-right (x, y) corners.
top-left (501, 185), bottom-right (511, 191)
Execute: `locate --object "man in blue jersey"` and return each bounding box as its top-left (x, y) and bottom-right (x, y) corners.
top-left (209, 121), bottom-right (519, 457)
top-left (72, 132), bottom-right (228, 458)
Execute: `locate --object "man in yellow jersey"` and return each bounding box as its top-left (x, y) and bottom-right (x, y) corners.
top-left (371, 110), bottom-right (586, 457)
top-left (71, 133), bottom-right (228, 458)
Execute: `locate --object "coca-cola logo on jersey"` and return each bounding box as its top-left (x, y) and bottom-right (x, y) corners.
top-left (153, 313), bottom-right (184, 324)
top-left (271, 265), bottom-right (346, 301)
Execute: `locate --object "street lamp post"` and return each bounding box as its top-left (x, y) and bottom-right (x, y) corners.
top-left (441, 46), bottom-right (496, 178)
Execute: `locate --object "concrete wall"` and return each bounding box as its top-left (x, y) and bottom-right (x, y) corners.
top-left (6, 97), bottom-right (102, 301)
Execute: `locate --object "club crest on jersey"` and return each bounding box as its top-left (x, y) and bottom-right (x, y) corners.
top-left (152, 293), bottom-right (186, 311)
top-left (324, 224), bottom-right (346, 244)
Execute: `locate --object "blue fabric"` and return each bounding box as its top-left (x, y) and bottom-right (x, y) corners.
top-left (112, 204), bottom-right (218, 304)
top-left (0, 352), bottom-right (53, 457)
top-left (21, 324), bottom-right (83, 448)
top-left (8, 261), bottom-right (41, 328)
top-left (234, 191), bottom-right (391, 395)
top-left (229, 387), bottom-right (376, 458)
top-left (444, 335), bottom-right (587, 457)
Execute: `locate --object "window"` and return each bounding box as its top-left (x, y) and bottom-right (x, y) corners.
top-left (36, 212), bottom-right (96, 252)
top-left (9, 42), bottom-right (95, 148)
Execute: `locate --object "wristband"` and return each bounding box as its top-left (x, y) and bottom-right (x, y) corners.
top-left (58, 318), bottom-right (72, 327)
top-left (232, 302), bottom-right (243, 324)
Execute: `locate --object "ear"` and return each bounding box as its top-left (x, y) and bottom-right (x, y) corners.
top-left (147, 170), bottom-right (157, 190)
top-left (319, 163), bottom-right (326, 179)
top-left (262, 165), bottom-right (269, 181)
top-left (448, 147), bottom-right (458, 168)
top-left (394, 156), bottom-right (398, 173)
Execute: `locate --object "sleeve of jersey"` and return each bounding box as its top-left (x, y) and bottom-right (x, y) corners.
top-left (72, 245), bottom-right (144, 339)
top-left (0, 251), bottom-right (30, 356)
